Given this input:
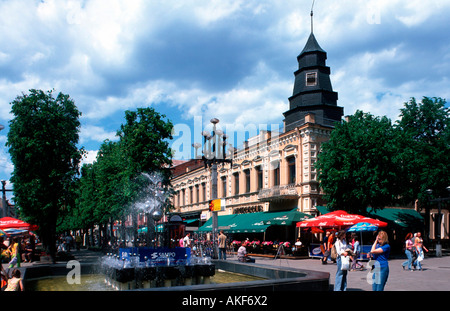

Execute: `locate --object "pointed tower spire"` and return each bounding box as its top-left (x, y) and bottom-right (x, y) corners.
top-left (310, 0), bottom-right (315, 34)
top-left (283, 3), bottom-right (343, 131)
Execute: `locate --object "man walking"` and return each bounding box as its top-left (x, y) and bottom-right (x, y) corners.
top-left (218, 230), bottom-right (227, 260)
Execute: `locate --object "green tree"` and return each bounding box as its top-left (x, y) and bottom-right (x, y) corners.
top-left (6, 89), bottom-right (83, 261)
top-left (395, 97), bottom-right (450, 203)
top-left (117, 107), bottom-right (174, 181)
top-left (316, 110), bottom-right (402, 214)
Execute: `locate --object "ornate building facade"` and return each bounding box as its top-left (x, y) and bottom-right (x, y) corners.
top-left (170, 31), bottom-right (344, 229)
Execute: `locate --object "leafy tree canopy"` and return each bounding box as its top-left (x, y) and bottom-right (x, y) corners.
top-left (6, 89), bottom-right (83, 258)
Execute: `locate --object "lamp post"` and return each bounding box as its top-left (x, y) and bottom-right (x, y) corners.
top-left (1, 180), bottom-right (7, 218)
top-left (0, 125), bottom-right (5, 218)
top-left (194, 118), bottom-right (232, 258)
top-left (426, 186), bottom-right (450, 257)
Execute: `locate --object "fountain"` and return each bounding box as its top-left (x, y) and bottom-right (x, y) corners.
top-left (99, 171), bottom-right (215, 290)
top-left (100, 246), bottom-right (217, 290)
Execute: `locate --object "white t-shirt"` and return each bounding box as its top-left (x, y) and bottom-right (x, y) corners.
top-left (237, 246), bottom-right (247, 258)
top-left (335, 238), bottom-right (348, 256)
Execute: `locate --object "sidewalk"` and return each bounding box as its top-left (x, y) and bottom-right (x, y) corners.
top-left (236, 253), bottom-right (450, 291)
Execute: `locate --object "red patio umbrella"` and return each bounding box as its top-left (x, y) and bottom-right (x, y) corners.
top-left (0, 217), bottom-right (39, 231)
top-left (296, 210), bottom-right (347, 228)
top-left (296, 210), bottom-right (387, 228)
top-left (333, 213), bottom-right (387, 227)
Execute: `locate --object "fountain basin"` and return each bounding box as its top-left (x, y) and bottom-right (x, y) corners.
top-left (139, 260), bottom-right (329, 291)
top-left (135, 267), bottom-right (157, 281)
top-left (22, 256), bottom-right (329, 291)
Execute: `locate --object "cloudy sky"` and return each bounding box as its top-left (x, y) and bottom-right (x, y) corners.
top-left (0, 0), bottom-right (450, 196)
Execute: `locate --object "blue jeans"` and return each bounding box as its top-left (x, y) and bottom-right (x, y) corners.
top-left (414, 248), bottom-right (424, 270)
top-left (372, 265), bottom-right (389, 291)
top-left (402, 249), bottom-right (413, 270)
top-left (334, 256), bottom-right (348, 291)
top-left (219, 248), bottom-right (226, 260)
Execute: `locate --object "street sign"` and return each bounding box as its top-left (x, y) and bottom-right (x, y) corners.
top-left (209, 199), bottom-right (225, 212)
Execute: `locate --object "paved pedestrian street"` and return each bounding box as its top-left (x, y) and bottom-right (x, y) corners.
top-left (241, 253), bottom-right (450, 291)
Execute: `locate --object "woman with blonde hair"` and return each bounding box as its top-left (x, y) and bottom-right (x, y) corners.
top-left (368, 231), bottom-right (390, 291)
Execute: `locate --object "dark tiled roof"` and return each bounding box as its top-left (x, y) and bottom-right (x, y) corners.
top-left (299, 33), bottom-right (325, 56)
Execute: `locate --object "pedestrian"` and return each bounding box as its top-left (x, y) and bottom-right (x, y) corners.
top-left (218, 230), bottom-right (227, 260)
top-left (328, 229), bottom-right (336, 263)
top-left (1, 263), bottom-right (8, 290)
top-left (178, 235), bottom-right (184, 247)
top-left (22, 239), bottom-right (34, 263)
top-left (294, 238), bottom-right (302, 255)
top-left (368, 230), bottom-right (390, 291)
top-left (321, 231), bottom-right (330, 264)
top-left (75, 234), bottom-right (82, 250)
top-left (413, 232), bottom-right (428, 271)
top-left (350, 235), bottom-right (362, 271)
top-left (183, 233), bottom-right (191, 248)
top-left (6, 238), bottom-right (20, 268)
top-left (402, 233), bottom-right (415, 271)
top-left (65, 234), bottom-right (73, 252)
top-left (334, 230), bottom-right (350, 291)
top-left (4, 268), bottom-right (23, 291)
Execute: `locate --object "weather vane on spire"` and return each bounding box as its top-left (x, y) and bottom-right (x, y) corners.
top-left (310, 0), bottom-right (316, 33)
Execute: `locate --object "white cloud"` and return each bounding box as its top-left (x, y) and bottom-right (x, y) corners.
top-left (79, 125), bottom-right (118, 145)
top-left (193, 0), bottom-right (244, 26)
top-left (80, 149), bottom-right (98, 166)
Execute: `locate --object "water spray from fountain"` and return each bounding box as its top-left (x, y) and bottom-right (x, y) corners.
top-left (99, 170), bottom-right (215, 290)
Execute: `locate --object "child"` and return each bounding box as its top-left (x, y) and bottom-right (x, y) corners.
top-left (4, 268), bottom-right (23, 291)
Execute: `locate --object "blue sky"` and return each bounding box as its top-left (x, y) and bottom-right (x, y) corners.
top-left (1, 0), bottom-right (450, 201)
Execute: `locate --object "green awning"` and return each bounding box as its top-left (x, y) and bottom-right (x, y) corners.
top-left (184, 219), bottom-right (197, 224)
top-left (366, 208), bottom-right (424, 229)
top-left (263, 209), bottom-right (312, 226)
top-left (197, 214), bottom-right (237, 232)
top-left (316, 206), bottom-right (333, 215)
top-left (197, 213), bottom-right (270, 233)
top-left (228, 212), bottom-right (270, 233)
top-left (197, 209), bottom-right (312, 233)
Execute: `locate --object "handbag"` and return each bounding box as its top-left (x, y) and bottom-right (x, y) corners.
top-left (330, 244), bottom-right (337, 260)
top-left (340, 255), bottom-right (350, 270)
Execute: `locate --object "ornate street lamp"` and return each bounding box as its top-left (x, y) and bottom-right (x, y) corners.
top-left (194, 118), bottom-right (232, 258)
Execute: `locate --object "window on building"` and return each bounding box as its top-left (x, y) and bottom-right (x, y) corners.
top-left (181, 189), bottom-right (185, 206)
top-left (221, 176), bottom-right (227, 198)
top-left (189, 186), bottom-right (193, 204)
top-left (234, 172), bottom-right (239, 195)
top-left (271, 161), bottom-right (280, 186)
top-left (244, 169), bottom-right (251, 193)
top-left (201, 183), bottom-right (206, 202)
top-left (256, 166), bottom-right (263, 190)
top-left (196, 185), bottom-right (199, 203)
top-left (306, 72), bottom-right (317, 86)
top-left (288, 156), bottom-right (296, 184)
